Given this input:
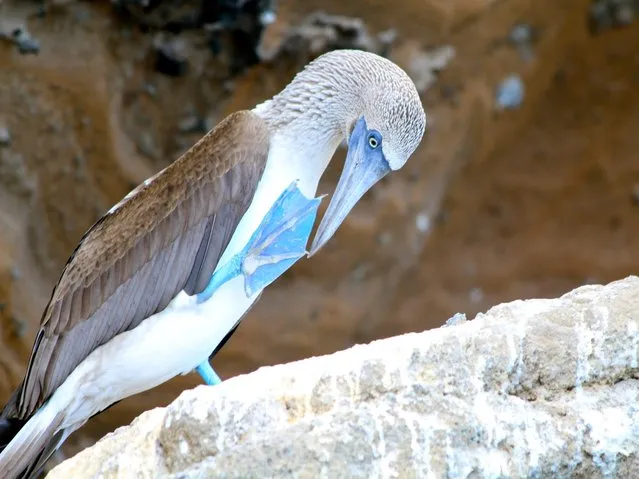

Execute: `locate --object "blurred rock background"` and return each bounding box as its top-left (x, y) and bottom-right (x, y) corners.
top-left (0, 0), bottom-right (638, 463)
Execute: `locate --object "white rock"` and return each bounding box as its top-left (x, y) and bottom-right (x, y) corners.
top-left (48, 276), bottom-right (639, 478)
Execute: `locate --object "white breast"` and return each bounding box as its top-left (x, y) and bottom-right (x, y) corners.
top-left (52, 276), bottom-right (256, 430)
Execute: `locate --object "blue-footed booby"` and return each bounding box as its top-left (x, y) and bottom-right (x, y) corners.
top-left (0, 49), bottom-right (426, 478)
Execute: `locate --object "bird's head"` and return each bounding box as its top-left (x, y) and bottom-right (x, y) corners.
top-left (306, 50), bottom-right (426, 256)
top-left (256, 49), bottom-right (427, 256)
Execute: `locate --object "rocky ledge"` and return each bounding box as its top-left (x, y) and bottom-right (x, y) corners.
top-left (47, 276), bottom-right (639, 478)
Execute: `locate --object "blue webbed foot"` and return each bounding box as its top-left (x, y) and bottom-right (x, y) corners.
top-left (196, 181), bottom-right (322, 305)
top-left (196, 360), bottom-right (222, 386)
top-left (240, 181), bottom-right (322, 296)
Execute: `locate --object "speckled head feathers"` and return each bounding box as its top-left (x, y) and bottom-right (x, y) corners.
top-left (256, 49), bottom-right (427, 171)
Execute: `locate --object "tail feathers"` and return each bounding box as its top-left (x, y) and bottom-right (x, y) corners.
top-left (0, 404), bottom-right (65, 479)
top-left (21, 429), bottom-right (67, 479)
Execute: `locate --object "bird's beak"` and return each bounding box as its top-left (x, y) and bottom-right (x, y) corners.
top-left (308, 117), bottom-right (391, 257)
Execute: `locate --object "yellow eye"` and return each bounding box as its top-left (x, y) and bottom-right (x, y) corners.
top-left (368, 136), bottom-right (379, 148)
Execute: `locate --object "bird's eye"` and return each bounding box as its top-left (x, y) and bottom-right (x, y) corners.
top-left (368, 136), bottom-right (379, 149)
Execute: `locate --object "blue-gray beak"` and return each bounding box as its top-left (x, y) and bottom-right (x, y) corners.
top-left (309, 117), bottom-right (391, 256)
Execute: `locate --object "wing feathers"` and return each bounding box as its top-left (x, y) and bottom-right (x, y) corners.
top-left (5, 111), bottom-right (270, 419)
top-left (184, 215), bottom-right (217, 295)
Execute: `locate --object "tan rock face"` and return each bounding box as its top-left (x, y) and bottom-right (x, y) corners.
top-left (47, 277), bottom-right (639, 478)
top-left (0, 0), bottom-right (637, 465)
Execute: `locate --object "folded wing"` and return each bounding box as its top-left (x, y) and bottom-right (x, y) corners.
top-left (2, 110), bottom-right (270, 420)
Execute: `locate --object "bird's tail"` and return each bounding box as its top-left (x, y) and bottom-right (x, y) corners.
top-left (0, 402), bottom-right (66, 479)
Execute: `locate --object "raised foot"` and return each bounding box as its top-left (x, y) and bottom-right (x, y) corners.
top-left (240, 181), bottom-right (322, 297)
top-left (196, 360), bottom-right (222, 386)
top-left (196, 181), bottom-right (322, 304)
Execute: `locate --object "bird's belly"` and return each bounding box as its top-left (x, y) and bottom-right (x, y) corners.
top-left (54, 275), bottom-right (259, 430)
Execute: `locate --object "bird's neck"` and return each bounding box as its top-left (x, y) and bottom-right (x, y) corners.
top-left (252, 79), bottom-right (361, 197)
top-left (263, 129), bottom-right (342, 198)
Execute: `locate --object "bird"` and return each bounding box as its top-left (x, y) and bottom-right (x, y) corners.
top-left (0, 49), bottom-right (426, 478)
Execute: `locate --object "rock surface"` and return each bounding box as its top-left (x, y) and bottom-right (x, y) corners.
top-left (48, 276), bottom-right (639, 478)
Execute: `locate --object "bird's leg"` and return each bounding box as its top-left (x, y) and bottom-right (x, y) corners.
top-left (239, 181), bottom-right (323, 297)
top-left (195, 260), bottom-right (238, 385)
top-left (195, 360), bottom-right (222, 386)
top-left (194, 181), bottom-right (321, 386)
top-left (196, 255), bottom-right (241, 304)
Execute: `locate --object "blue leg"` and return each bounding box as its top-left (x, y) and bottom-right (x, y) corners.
top-left (196, 360), bottom-right (222, 386)
top-left (197, 255), bottom-right (241, 304)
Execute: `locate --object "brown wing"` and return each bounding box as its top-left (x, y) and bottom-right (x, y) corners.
top-left (4, 110), bottom-right (270, 419)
